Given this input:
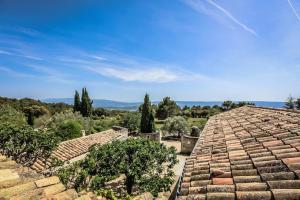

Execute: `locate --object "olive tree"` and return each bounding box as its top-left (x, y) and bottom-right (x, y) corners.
top-left (122, 112), bottom-right (141, 134)
top-left (162, 116), bottom-right (189, 137)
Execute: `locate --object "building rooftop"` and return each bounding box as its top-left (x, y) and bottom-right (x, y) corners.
top-left (31, 128), bottom-right (128, 172)
top-left (178, 106), bottom-right (300, 200)
top-left (0, 128), bottom-right (127, 199)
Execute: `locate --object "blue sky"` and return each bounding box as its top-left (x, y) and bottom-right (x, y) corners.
top-left (0, 0), bottom-right (300, 102)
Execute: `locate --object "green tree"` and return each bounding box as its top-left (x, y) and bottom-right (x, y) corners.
top-left (285, 95), bottom-right (295, 109)
top-left (296, 98), bottom-right (300, 110)
top-left (58, 138), bottom-right (178, 196)
top-left (122, 112), bottom-right (141, 134)
top-left (81, 88), bottom-right (93, 117)
top-left (0, 123), bottom-right (58, 167)
top-left (56, 119), bottom-right (83, 140)
top-left (23, 105), bottom-right (49, 126)
top-left (162, 116), bottom-right (189, 137)
top-left (74, 90), bottom-right (81, 112)
top-left (156, 97), bottom-right (180, 120)
top-left (222, 100), bottom-right (236, 111)
top-left (44, 110), bottom-right (94, 137)
top-left (0, 105), bottom-right (26, 126)
top-left (140, 94), bottom-right (155, 133)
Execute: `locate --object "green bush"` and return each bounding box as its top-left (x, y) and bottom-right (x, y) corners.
top-left (122, 112), bottom-right (140, 133)
top-left (44, 110), bottom-right (94, 136)
top-left (0, 104), bottom-right (27, 126)
top-left (162, 116), bottom-right (189, 137)
top-left (93, 117), bottom-right (119, 132)
top-left (58, 138), bottom-right (177, 197)
top-left (0, 123), bottom-right (58, 167)
top-left (57, 120), bottom-right (82, 140)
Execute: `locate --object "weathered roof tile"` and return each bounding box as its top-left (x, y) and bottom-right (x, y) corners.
top-left (178, 106), bottom-right (300, 199)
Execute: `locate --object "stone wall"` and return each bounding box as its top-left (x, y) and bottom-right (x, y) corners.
top-left (140, 132), bottom-right (161, 143)
top-left (181, 134), bottom-right (199, 154)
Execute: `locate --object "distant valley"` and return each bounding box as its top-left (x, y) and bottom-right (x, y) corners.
top-left (43, 98), bottom-right (285, 111)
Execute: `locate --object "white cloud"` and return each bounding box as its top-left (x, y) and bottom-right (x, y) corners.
top-left (182, 0), bottom-right (257, 36)
top-left (0, 66), bottom-right (34, 78)
top-left (91, 55), bottom-right (106, 61)
top-left (21, 55), bottom-right (43, 61)
top-left (0, 50), bottom-right (13, 55)
top-left (87, 66), bottom-right (178, 83)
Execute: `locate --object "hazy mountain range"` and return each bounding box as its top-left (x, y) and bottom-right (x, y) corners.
top-left (43, 98), bottom-right (285, 111)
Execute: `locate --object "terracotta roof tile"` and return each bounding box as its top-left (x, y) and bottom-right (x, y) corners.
top-left (178, 106), bottom-right (300, 199)
top-left (31, 129), bottom-right (127, 172)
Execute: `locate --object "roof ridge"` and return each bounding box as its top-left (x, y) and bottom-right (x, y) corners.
top-left (246, 105), bottom-right (300, 114)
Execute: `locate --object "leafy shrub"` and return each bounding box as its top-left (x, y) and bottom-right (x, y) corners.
top-left (44, 110), bottom-right (94, 137)
top-left (96, 189), bottom-right (132, 200)
top-left (162, 116), bottom-right (189, 137)
top-left (0, 104), bottom-right (27, 126)
top-left (57, 120), bottom-right (83, 140)
top-left (191, 126), bottom-right (200, 137)
top-left (58, 138), bottom-right (177, 197)
top-left (156, 97), bottom-right (180, 120)
top-left (93, 117), bottom-right (119, 132)
top-left (0, 123), bottom-right (58, 167)
top-left (122, 112), bottom-right (140, 134)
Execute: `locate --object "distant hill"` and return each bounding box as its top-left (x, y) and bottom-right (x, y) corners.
top-left (43, 98), bottom-right (285, 111)
top-left (44, 98), bottom-right (141, 110)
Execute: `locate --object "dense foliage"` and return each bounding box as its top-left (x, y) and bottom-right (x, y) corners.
top-left (23, 105), bottom-right (49, 125)
top-left (58, 138), bottom-right (177, 197)
top-left (285, 95), bottom-right (295, 109)
top-left (191, 126), bottom-right (200, 137)
top-left (0, 96), bottom-right (71, 114)
top-left (156, 97), bottom-right (180, 120)
top-left (57, 120), bottom-right (83, 140)
top-left (81, 88), bottom-right (93, 117)
top-left (74, 90), bottom-right (81, 113)
top-left (162, 116), bottom-right (189, 137)
top-left (0, 104), bottom-right (27, 126)
top-left (43, 110), bottom-right (93, 140)
top-left (140, 94), bottom-right (155, 133)
top-left (0, 123), bottom-right (58, 167)
top-left (93, 117), bottom-right (120, 132)
top-left (122, 112), bottom-right (141, 134)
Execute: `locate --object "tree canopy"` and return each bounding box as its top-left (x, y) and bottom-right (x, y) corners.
top-left (162, 116), bottom-right (189, 137)
top-left (122, 112), bottom-right (141, 134)
top-left (285, 95), bottom-right (295, 109)
top-left (156, 97), bottom-right (180, 120)
top-left (81, 88), bottom-right (93, 117)
top-left (140, 94), bottom-right (155, 133)
top-left (0, 123), bottom-right (58, 167)
top-left (74, 90), bottom-right (81, 113)
top-left (58, 138), bottom-right (177, 196)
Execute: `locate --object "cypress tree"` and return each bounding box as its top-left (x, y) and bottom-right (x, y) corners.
top-left (81, 88), bottom-right (93, 117)
top-left (74, 90), bottom-right (81, 112)
top-left (140, 93), bottom-right (155, 133)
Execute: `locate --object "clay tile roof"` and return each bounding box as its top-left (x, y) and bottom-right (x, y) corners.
top-left (177, 106), bottom-right (300, 200)
top-left (0, 155), bottom-right (78, 200)
top-left (0, 129), bottom-right (127, 199)
top-left (32, 129), bottom-right (128, 172)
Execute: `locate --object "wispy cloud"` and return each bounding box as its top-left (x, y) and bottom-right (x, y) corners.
top-left (0, 50), bottom-right (13, 55)
top-left (21, 55), bottom-right (43, 61)
top-left (0, 26), bottom-right (41, 37)
top-left (25, 64), bottom-right (74, 83)
top-left (0, 49), bottom-right (43, 61)
top-left (90, 55), bottom-right (106, 61)
top-left (182, 0), bottom-right (257, 36)
top-left (87, 66), bottom-right (178, 83)
top-left (0, 66), bottom-right (35, 78)
top-left (287, 0), bottom-right (300, 22)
